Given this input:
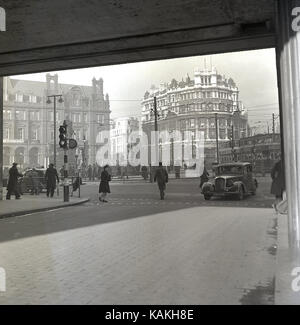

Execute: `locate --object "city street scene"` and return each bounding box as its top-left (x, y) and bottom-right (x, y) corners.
top-left (0, 48), bottom-right (290, 305)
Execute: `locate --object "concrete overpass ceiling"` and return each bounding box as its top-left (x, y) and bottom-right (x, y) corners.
top-left (0, 0), bottom-right (276, 75)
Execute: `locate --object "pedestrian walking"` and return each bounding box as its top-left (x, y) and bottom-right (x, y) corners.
top-left (93, 164), bottom-right (98, 181)
top-left (154, 162), bottom-right (169, 200)
top-left (30, 168), bottom-right (40, 195)
top-left (6, 162), bottom-right (23, 200)
top-left (45, 163), bottom-right (59, 198)
top-left (199, 166), bottom-right (209, 189)
top-left (87, 164), bottom-right (93, 181)
top-left (174, 165), bottom-right (181, 179)
top-left (141, 165), bottom-right (148, 180)
top-left (99, 165), bottom-right (111, 202)
top-left (270, 159), bottom-right (285, 212)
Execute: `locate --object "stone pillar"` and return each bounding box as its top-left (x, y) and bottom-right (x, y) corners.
top-left (276, 0), bottom-right (300, 250)
top-left (0, 78), bottom-right (3, 200)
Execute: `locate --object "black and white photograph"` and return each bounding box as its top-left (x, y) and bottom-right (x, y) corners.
top-left (0, 0), bottom-right (299, 308)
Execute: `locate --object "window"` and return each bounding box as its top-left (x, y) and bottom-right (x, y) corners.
top-left (29, 95), bottom-right (37, 103)
top-left (180, 120), bottom-right (186, 129)
top-left (72, 93), bottom-right (80, 106)
top-left (17, 128), bottom-right (24, 140)
top-left (83, 113), bottom-right (88, 123)
top-left (30, 111), bottom-right (40, 121)
top-left (72, 113), bottom-right (81, 123)
top-left (3, 110), bottom-right (11, 120)
top-left (3, 128), bottom-right (9, 139)
top-left (16, 110), bottom-right (25, 120)
top-left (97, 114), bottom-right (104, 124)
top-left (15, 93), bottom-right (23, 102)
top-left (23, 95), bottom-right (29, 103)
top-left (32, 128), bottom-right (39, 141)
top-left (199, 118), bottom-right (206, 128)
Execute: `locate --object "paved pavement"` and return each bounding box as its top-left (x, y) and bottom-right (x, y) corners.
top-left (0, 178), bottom-right (279, 304)
top-left (0, 190), bottom-right (89, 219)
top-left (0, 206), bottom-right (277, 304)
top-left (275, 214), bottom-right (300, 305)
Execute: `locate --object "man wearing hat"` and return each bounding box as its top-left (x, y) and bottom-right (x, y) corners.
top-left (154, 162), bottom-right (169, 200)
top-left (45, 163), bottom-right (59, 198)
top-left (6, 162), bottom-right (23, 200)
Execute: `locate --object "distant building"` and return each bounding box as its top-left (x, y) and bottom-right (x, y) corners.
top-left (110, 117), bottom-right (140, 165)
top-left (219, 133), bottom-right (281, 175)
top-left (3, 74), bottom-right (110, 170)
top-left (141, 67), bottom-right (249, 168)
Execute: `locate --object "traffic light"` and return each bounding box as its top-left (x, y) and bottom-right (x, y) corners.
top-left (59, 124), bottom-right (68, 148)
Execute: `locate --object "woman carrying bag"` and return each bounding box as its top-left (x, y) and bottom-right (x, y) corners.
top-left (99, 165), bottom-right (111, 202)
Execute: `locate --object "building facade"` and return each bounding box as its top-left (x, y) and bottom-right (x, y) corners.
top-left (3, 74), bottom-right (110, 171)
top-left (110, 117), bottom-right (140, 166)
top-left (141, 67), bottom-right (249, 168)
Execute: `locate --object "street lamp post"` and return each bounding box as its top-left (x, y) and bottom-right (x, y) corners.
top-left (46, 95), bottom-right (63, 167)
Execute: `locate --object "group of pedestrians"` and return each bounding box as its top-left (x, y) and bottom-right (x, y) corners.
top-left (5, 162), bottom-right (60, 200)
top-left (98, 162), bottom-right (170, 202)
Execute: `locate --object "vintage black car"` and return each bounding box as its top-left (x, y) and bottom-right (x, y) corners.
top-left (19, 168), bottom-right (47, 194)
top-left (201, 162), bottom-right (258, 200)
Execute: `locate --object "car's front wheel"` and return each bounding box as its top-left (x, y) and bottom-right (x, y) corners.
top-left (237, 187), bottom-right (244, 200)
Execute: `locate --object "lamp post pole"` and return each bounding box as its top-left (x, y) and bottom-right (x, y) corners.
top-left (47, 95), bottom-right (63, 168)
top-left (215, 113), bottom-right (219, 164)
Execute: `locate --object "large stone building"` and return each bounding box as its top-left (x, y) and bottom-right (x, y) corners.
top-left (141, 67), bottom-right (249, 168)
top-left (3, 74), bottom-right (110, 170)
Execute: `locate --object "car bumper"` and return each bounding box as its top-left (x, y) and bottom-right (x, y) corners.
top-left (203, 188), bottom-right (240, 196)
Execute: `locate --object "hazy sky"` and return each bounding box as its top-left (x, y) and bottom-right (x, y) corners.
top-left (14, 48), bottom-right (279, 129)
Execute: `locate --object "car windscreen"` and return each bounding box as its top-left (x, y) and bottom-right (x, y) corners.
top-left (217, 166), bottom-right (243, 175)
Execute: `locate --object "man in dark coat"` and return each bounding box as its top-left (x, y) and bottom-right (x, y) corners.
top-left (45, 163), bottom-right (59, 198)
top-left (6, 163), bottom-right (23, 200)
top-left (270, 159), bottom-right (285, 211)
top-left (154, 162), bottom-right (169, 200)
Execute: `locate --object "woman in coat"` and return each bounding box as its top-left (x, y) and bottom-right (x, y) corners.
top-left (199, 166), bottom-right (209, 189)
top-left (99, 165), bottom-right (111, 202)
top-left (270, 159), bottom-right (285, 211)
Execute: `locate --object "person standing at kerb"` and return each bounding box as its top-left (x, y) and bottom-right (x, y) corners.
top-left (270, 158), bottom-right (285, 212)
top-left (154, 162), bottom-right (169, 200)
top-left (6, 162), bottom-right (23, 200)
top-left (45, 163), bottom-right (59, 198)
